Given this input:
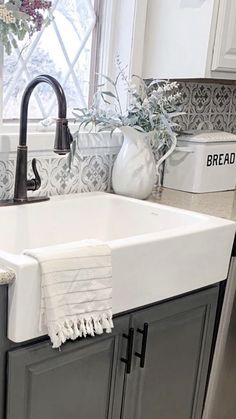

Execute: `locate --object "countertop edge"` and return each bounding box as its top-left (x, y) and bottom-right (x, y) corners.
top-left (0, 268), bottom-right (15, 285)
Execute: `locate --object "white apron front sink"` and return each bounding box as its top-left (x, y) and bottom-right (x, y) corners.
top-left (0, 192), bottom-right (235, 342)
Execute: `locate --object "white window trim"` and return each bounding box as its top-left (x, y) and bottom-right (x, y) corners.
top-left (0, 0), bottom-right (148, 152)
top-left (100, 0), bottom-right (148, 78)
top-left (100, 0), bottom-right (148, 108)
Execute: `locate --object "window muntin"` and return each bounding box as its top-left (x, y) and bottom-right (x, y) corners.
top-left (2, 0), bottom-right (98, 121)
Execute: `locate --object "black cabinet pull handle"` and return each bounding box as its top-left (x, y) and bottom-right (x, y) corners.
top-left (121, 328), bottom-right (134, 374)
top-left (135, 323), bottom-right (149, 368)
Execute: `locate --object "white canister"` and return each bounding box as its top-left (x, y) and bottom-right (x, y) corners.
top-left (163, 130), bottom-right (236, 193)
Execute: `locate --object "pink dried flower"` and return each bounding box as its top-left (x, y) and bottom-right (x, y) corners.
top-left (20, 0), bottom-right (52, 32)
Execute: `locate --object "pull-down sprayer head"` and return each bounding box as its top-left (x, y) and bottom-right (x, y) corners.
top-left (19, 74), bottom-right (73, 154)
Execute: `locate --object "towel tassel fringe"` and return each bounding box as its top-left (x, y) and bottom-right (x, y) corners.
top-left (48, 313), bottom-right (114, 349)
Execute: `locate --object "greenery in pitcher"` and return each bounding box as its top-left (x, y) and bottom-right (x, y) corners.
top-left (72, 59), bottom-right (183, 172)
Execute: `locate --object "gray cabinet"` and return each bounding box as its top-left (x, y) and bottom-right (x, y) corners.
top-left (122, 286), bottom-right (218, 419)
top-left (6, 316), bottom-right (129, 419)
top-left (6, 286), bottom-right (219, 419)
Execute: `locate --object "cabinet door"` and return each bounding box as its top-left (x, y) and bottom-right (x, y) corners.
top-left (6, 316), bottom-right (129, 419)
top-left (122, 286), bottom-right (219, 419)
top-left (212, 0), bottom-right (236, 72)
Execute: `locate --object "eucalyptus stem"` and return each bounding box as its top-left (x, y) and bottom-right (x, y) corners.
top-left (114, 83), bottom-right (123, 116)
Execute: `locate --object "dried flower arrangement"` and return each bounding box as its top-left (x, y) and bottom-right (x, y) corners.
top-left (0, 0), bottom-right (52, 55)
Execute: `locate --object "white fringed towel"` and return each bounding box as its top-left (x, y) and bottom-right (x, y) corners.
top-left (24, 240), bottom-right (113, 348)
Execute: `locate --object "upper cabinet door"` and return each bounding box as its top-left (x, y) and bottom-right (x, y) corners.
top-left (142, 0), bottom-right (216, 79)
top-left (212, 0), bottom-right (236, 72)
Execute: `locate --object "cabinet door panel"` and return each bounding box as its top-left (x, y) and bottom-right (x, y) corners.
top-left (212, 0), bottom-right (236, 72)
top-left (7, 316), bottom-right (129, 419)
top-left (122, 287), bottom-right (219, 419)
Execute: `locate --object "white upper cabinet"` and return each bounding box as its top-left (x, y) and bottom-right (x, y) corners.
top-left (212, 0), bottom-right (236, 72)
top-left (142, 0), bottom-right (236, 80)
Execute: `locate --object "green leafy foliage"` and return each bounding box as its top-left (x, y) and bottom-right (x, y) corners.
top-left (72, 58), bottom-right (184, 173)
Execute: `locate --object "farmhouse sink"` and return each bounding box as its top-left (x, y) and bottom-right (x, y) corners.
top-left (0, 192), bottom-right (235, 343)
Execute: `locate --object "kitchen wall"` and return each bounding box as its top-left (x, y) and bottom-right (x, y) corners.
top-left (0, 80), bottom-right (236, 200)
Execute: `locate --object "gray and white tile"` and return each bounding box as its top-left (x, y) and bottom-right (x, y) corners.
top-left (189, 83), bottom-right (212, 114)
top-left (211, 84), bottom-right (232, 114)
top-left (188, 114), bottom-right (212, 131)
top-left (172, 113), bottom-right (189, 132)
top-left (210, 113), bottom-right (229, 132)
top-left (230, 88), bottom-right (236, 115)
top-left (0, 160), bottom-right (15, 200)
top-left (80, 154), bottom-right (110, 192)
top-left (177, 82), bottom-right (191, 113)
top-left (227, 114), bottom-right (236, 134)
top-left (49, 156), bottom-right (81, 196)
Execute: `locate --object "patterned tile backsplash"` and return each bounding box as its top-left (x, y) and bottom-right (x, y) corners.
top-left (176, 81), bottom-right (236, 133)
top-left (0, 79), bottom-right (236, 200)
top-left (0, 132), bottom-right (122, 200)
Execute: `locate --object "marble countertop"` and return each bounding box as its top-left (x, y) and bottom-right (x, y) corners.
top-left (148, 188), bottom-right (236, 222)
top-left (0, 267), bottom-right (15, 285)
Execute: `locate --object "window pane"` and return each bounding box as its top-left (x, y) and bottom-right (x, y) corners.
top-left (3, 0), bottom-right (96, 120)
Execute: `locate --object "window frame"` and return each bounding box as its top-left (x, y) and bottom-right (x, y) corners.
top-left (0, 0), bottom-right (102, 132)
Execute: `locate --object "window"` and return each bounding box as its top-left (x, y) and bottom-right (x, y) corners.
top-left (1, 0), bottom-right (100, 123)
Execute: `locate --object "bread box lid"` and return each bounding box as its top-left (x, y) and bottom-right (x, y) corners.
top-left (178, 130), bottom-right (236, 144)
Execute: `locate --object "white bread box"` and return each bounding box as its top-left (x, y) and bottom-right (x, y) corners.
top-left (163, 130), bottom-right (236, 193)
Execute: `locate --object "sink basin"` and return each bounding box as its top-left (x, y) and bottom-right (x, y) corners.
top-left (0, 192), bottom-right (235, 342)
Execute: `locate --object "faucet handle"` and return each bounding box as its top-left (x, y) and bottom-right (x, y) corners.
top-left (27, 158), bottom-right (41, 191)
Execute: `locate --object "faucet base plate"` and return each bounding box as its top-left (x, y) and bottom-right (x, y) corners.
top-left (0, 196), bottom-right (50, 206)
